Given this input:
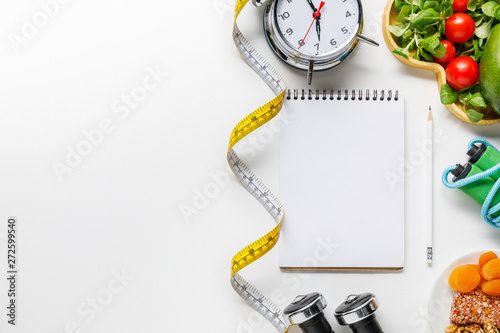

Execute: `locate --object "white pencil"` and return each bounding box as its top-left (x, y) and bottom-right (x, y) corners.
top-left (426, 107), bottom-right (433, 264)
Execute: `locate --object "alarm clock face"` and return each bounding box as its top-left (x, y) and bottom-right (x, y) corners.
top-left (275, 0), bottom-right (360, 57)
top-left (264, 0), bottom-right (364, 73)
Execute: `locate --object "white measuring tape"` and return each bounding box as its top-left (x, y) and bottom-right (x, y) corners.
top-left (229, 0), bottom-right (289, 332)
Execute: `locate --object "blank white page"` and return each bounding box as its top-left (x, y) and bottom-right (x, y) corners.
top-left (279, 91), bottom-right (405, 270)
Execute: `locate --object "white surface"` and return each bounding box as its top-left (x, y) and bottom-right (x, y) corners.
top-left (427, 250), bottom-right (500, 333)
top-left (0, 0), bottom-right (500, 333)
top-left (279, 96), bottom-right (404, 269)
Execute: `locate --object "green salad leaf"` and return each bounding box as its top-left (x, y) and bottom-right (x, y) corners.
top-left (388, 1), bottom-right (455, 59)
top-left (469, 92), bottom-right (487, 108)
top-left (475, 17), bottom-right (494, 38)
top-left (482, 1), bottom-right (499, 17)
top-left (468, 0), bottom-right (478, 11)
top-left (440, 84), bottom-right (458, 104)
top-left (465, 109), bottom-right (485, 123)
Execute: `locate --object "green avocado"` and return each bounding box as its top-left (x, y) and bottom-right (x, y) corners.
top-left (480, 24), bottom-right (500, 115)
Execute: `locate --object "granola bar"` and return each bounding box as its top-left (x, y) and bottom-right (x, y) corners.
top-left (450, 289), bottom-right (500, 328)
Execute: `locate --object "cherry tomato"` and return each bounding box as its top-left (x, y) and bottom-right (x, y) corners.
top-left (445, 13), bottom-right (475, 43)
top-left (433, 40), bottom-right (457, 64)
top-left (452, 0), bottom-right (470, 12)
top-left (446, 56), bottom-right (479, 90)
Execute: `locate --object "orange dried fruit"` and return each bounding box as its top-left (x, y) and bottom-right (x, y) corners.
top-left (467, 264), bottom-right (486, 284)
top-left (479, 251), bottom-right (498, 268)
top-left (482, 258), bottom-right (500, 281)
top-left (449, 265), bottom-right (482, 292)
top-left (481, 279), bottom-right (500, 296)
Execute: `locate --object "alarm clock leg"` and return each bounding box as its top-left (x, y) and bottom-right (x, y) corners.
top-left (308, 60), bottom-right (314, 85)
top-left (357, 34), bottom-right (379, 47)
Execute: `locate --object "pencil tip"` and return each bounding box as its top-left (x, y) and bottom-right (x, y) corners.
top-left (427, 108), bottom-right (433, 121)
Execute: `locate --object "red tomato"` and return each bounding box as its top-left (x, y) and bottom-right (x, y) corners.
top-left (433, 40), bottom-right (457, 64)
top-left (452, 0), bottom-right (470, 12)
top-left (446, 56), bottom-right (479, 90)
top-left (445, 13), bottom-right (475, 43)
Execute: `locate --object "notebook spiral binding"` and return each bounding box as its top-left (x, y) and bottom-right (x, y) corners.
top-left (286, 89), bottom-right (399, 101)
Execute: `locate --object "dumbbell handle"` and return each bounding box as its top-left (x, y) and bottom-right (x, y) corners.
top-left (297, 313), bottom-right (334, 333)
top-left (349, 315), bottom-right (384, 333)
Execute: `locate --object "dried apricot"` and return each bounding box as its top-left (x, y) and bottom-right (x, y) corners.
top-left (482, 279), bottom-right (500, 296)
top-left (479, 251), bottom-right (498, 268)
top-left (468, 264), bottom-right (486, 283)
top-left (449, 265), bottom-right (481, 292)
top-left (482, 258), bottom-right (500, 281)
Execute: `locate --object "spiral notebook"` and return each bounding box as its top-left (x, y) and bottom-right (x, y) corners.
top-left (279, 89), bottom-right (405, 271)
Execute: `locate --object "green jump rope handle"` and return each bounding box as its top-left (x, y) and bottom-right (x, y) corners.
top-left (453, 163), bottom-right (500, 217)
top-left (468, 144), bottom-right (500, 181)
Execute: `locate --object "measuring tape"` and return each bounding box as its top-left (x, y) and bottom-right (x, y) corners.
top-left (229, 0), bottom-right (289, 332)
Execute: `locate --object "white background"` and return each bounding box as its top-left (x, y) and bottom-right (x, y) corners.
top-left (1, 0), bottom-right (500, 332)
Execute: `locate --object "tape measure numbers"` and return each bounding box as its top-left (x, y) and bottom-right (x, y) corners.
top-left (228, 0), bottom-right (289, 332)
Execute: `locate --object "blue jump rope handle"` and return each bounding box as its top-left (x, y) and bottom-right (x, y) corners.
top-left (442, 138), bottom-right (500, 228)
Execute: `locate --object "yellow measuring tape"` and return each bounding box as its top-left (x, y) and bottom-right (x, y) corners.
top-left (229, 0), bottom-right (289, 332)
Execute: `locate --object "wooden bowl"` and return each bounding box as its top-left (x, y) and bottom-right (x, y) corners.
top-left (382, 0), bottom-right (500, 125)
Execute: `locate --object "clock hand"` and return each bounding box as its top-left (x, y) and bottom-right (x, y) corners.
top-left (305, 0), bottom-right (317, 12)
top-left (299, 1), bottom-right (325, 49)
top-left (316, 17), bottom-right (321, 41)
